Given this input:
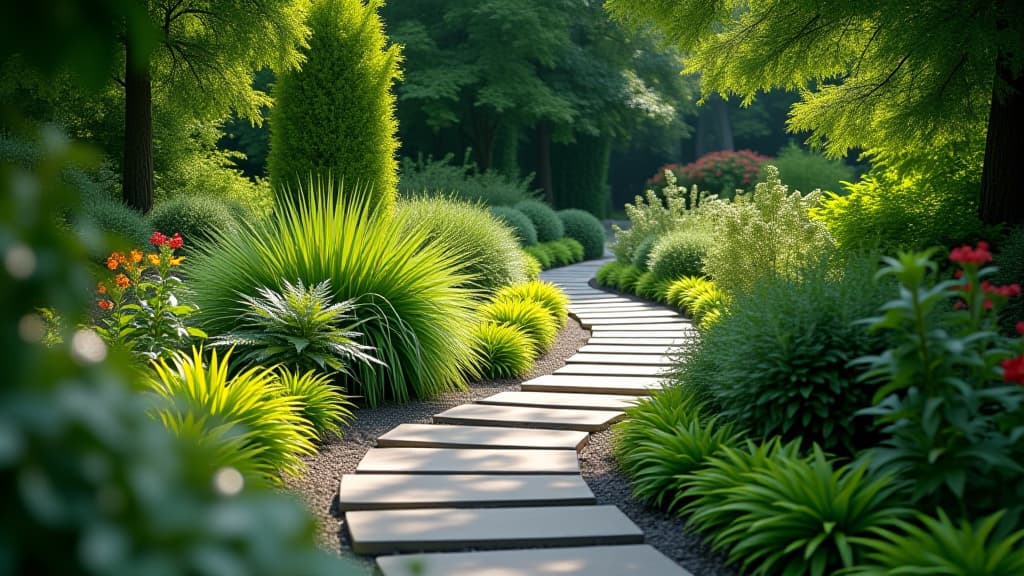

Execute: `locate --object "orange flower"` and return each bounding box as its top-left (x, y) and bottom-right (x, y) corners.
top-left (98, 299), bottom-right (114, 310)
top-left (96, 282), bottom-right (107, 295)
top-left (148, 254), bottom-right (161, 266)
top-left (106, 254), bottom-right (121, 270)
top-left (169, 256), bottom-right (185, 267)
top-left (130, 249), bottom-right (143, 263)
top-left (115, 273), bottom-right (130, 289)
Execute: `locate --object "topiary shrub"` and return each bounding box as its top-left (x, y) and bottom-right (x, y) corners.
top-left (648, 227), bottom-right (708, 280)
top-left (269, 0), bottom-right (401, 212)
top-left (514, 199), bottom-right (564, 243)
top-left (558, 208), bottom-right (606, 260)
top-left (495, 281), bottom-right (569, 327)
top-left (769, 142), bottom-right (856, 195)
top-left (471, 321), bottom-right (535, 378)
top-left (482, 297), bottom-right (558, 355)
top-left (398, 196), bottom-right (529, 292)
top-left (147, 195), bottom-right (238, 246)
top-left (491, 206), bottom-right (538, 246)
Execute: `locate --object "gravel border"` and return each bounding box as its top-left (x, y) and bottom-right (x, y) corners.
top-left (284, 315), bottom-right (739, 576)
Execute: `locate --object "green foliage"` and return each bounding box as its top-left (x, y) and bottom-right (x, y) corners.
top-left (546, 238), bottom-right (574, 267)
top-left (551, 134), bottom-right (611, 217)
top-left (495, 281), bottom-right (570, 327)
top-left (514, 199), bottom-right (564, 243)
top-left (522, 251), bottom-right (542, 280)
top-left (631, 235), bottom-right (657, 271)
top-left (614, 264), bottom-right (643, 293)
top-left (188, 180), bottom-right (480, 406)
top-left (269, 0), bottom-right (401, 211)
top-left (613, 169), bottom-right (692, 263)
top-left (492, 206), bottom-right (539, 246)
top-left (665, 276), bottom-right (730, 328)
top-left (770, 142), bottom-right (856, 195)
top-left (703, 166), bottom-right (834, 296)
top-left (846, 509), bottom-right (1024, 576)
top-left (482, 297), bottom-right (559, 355)
top-left (677, 149), bottom-right (771, 199)
top-left (683, 444), bottom-right (910, 576)
top-left (596, 260), bottom-right (623, 287)
top-left (398, 196), bottom-right (529, 292)
top-left (156, 146), bottom-right (274, 219)
top-left (77, 196), bottom-right (152, 248)
top-left (208, 279), bottom-right (378, 376)
top-left (399, 153), bottom-right (538, 206)
top-left (471, 321), bottom-right (536, 378)
top-left (614, 384), bottom-right (742, 511)
top-left (146, 194), bottom-right (239, 245)
top-left (995, 227), bottom-right (1024, 333)
top-left (146, 347), bottom-right (318, 484)
top-left (562, 238), bottom-right (585, 262)
top-left (635, 271), bottom-right (674, 303)
top-left (524, 244), bottom-right (554, 269)
top-left (648, 227), bottom-right (708, 280)
top-left (275, 368), bottom-right (355, 440)
top-left (854, 248), bottom-right (1024, 518)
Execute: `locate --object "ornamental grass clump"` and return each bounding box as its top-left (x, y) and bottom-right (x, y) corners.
top-left (276, 368), bottom-right (355, 439)
top-left (189, 180), bottom-right (480, 406)
top-left (495, 281), bottom-right (569, 327)
top-left (471, 321), bottom-right (535, 378)
top-left (482, 297), bottom-right (558, 355)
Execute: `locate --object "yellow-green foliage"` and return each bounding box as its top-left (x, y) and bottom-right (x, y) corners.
top-left (482, 297), bottom-right (558, 354)
top-left (612, 169), bottom-right (694, 263)
top-left (703, 166), bottom-right (833, 296)
top-left (471, 321), bottom-right (535, 378)
top-left (522, 252), bottom-right (542, 280)
top-left (666, 276), bottom-right (730, 329)
top-left (616, 265), bottom-right (642, 293)
top-left (269, 0), bottom-right (402, 211)
top-left (596, 261), bottom-right (625, 287)
top-left (496, 281), bottom-right (570, 327)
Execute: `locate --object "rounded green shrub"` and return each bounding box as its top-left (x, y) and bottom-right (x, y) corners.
top-left (147, 194), bottom-right (238, 246)
top-left (471, 321), bottom-right (535, 378)
top-left (491, 206), bottom-right (538, 246)
top-left (558, 208), bottom-right (605, 260)
top-left (523, 243), bottom-right (554, 269)
top-left (188, 181), bottom-right (480, 406)
top-left (495, 281), bottom-right (570, 327)
top-left (514, 199), bottom-right (564, 243)
top-left (77, 197), bottom-right (152, 248)
top-left (482, 297), bottom-right (558, 354)
top-left (398, 196), bottom-right (529, 292)
top-left (648, 228), bottom-right (708, 280)
top-left (769, 142), bottom-right (856, 195)
top-left (269, 0), bottom-right (401, 211)
top-left (632, 235), bottom-right (657, 271)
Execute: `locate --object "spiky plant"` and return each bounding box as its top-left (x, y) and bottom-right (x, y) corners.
top-left (275, 368), bottom-right (354, 439)
top-left (482, 297), bottom-right (559, 354)
top-left (472, 321), bottom-right (535, 378)
top-left (494, 281), bottom-right (570, 327)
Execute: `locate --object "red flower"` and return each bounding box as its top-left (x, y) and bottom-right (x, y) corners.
top-left (97, 299), bottom-right (114, 311)
top-left (981, 281), bottom-right (1021, 298)
top-left (150, 231), bottom-right (167, 246)
top-left (96, 282), bottom-right (107, 295)
top-left (1017, 321), bottom-right (1024, 335)
top-left (168, 233), bottom-right (183, 250)
top-left (949, 241), bottom-right (992, 265)
top-left (1003, 355), bottom-right (1024, 384)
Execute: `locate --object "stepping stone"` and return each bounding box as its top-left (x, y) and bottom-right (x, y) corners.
top-left (579, 316), bottom-right (687, 327)
top-left (588, 337), bottom-right (691, 346)
top-left (566, 353), bottom-right (675, 366)
top-left (575, 312), bottom-right (681, 322)
top-left (565, 297), bottom-right (634, 304)
top-left (522, 374), bottom-right (664, 395)
top-left (376, 423), bottom-right (589, 450)
top-left (477, 391), bottom-right (638, 411)
top-left (338, 474), bottom-right (595, 511)
top-left (346, 505), bottom-right (644, 555)
top-left (376, 544), bottom-right (693, 576)
top-left (356, 448), bottom-right (580, 475)
top-left (555, 363), bottom-right (669, 377)
top-left (590, 325), bottom-right (693, 334)
top-left (580, 344), bottom-right (676, 355)
top-left (570, 304), bottom-right (662, 311)
top-left (434, 404), bottom-right (624, 431)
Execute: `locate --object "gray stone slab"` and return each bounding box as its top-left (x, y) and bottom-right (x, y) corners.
top-left (376, 545), bottom-right (693, 576)
top-left (339, 474), bottom-right (595, 511)
top-left (477, 391), bottom-right (639, 411)
top-left (555, 363), bottom-right (669, 377)
top-left (434, 404), bottom-right (624, 432)
top-left (573, 310), bottom-right (680, 320)
top-left (565, 297), bottom-right (634, 304)
top-left (355, 448), bottom-right (579, 475)
top-left (580, 344), bottom-right (676, 355)
top-left (521, 374), bottom-right (664, 395)
top-left (376, 423), bottom-right (589, 451)
top-left (570, 304), bottom-right (664, 312)
top-left (347, 505), bottom-right (644, 555)
top-left (580, 316), bottom-right (688, 327)
top-left (587, 337), bottom-right (691, 346)
top-left (566, 353), bottom-right (675, 366)
top-left (590, 325), bottom-right (694, 334)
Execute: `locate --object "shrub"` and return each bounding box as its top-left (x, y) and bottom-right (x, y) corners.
top-left (596, 261), bottom-right (623, 287)
top-left (684, 445), bottom-right (910, 576)
top-left (514, 199), bottom-right (564, 243)
top-left (157, 146), bottom-right (274, 219)
top-left (558, 208), bottom-right (606, 260)
top-left (613, 170), bottom-right (692, 263)
top-left (269, 0), bottom-right (401, 211)
top-left (677, 149), bottom-right (771, 199)
top-left (524, 243), bottom-right (554, 269)
top-left (703, 165), bottom-right (834, 296)
top-left (275, 368), bottom-right (355, 439)
top-left (547, 239), bottom-right (574, 267)
top-left (522, 252), bottom-right (542, 280)
top-left (631, 235), bottom-right (657, 271)
top-left (495, 281), bottom-right (569, 327)
top-left (847, 510), bottom-right (1024, 576)
top-left (471, 321), bottom-right (536, 378)
top-left (399, 152), bottom-right (537, 206)
top-left (560, 238), bottom-right (585, 262)
top-left (482, 297), bottom-right (558, 355)
top-left (633, 271), bottom-right (664, 301)
top-left (648, 227), bottom-right (708, 280)
top-left (614, 264), bottom-right (642, 293)
top-left (614, 385), bottom-right (742, 511)
top-left (208, 279), bottom-right (378, 375)
top-left (995, 226), bottom-right (1024, 334)
top-left (188, 181), bottom-right (480, 406)
top-left (77, 197), bottom-right (152, 248)
top-left (398, 196), bottom-right (529, 292)
top-left (666, 276), bottom-right (730, 328)
top-left (146, 194), bottom-right (239, 245)
top-left (769, 141), bottom-right (856, 195)
top-left (491, 205), bottom-right (538, 246)
top-left (692, 257), bottom-right (893, 453)
top-left (146, 347), bottom-right (318, 484)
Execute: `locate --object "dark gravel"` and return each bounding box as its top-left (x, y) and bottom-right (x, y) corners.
top-left (284, 316), bottom-right (739, 576)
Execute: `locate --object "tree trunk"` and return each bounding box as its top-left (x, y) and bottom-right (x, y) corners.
top-left (980, 51), bottom-right (1024, 226)
top-left (535, 123), bottom-right (553, 204)
top-left (472, 111), bottom-right (496, 172)
top-left (122, 35), bottom-right (154, 213)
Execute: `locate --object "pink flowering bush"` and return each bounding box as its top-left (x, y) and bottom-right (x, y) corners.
top-left (648, 150), bottom-right (772, 200)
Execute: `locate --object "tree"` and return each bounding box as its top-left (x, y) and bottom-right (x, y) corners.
top-left (269, 0), bottom-right (402, 210)
top-left (606, 0), bottom-right (1024, 226)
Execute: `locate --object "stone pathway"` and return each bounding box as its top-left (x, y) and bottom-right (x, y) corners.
top-left (339, 259), bottom-right (698, 575)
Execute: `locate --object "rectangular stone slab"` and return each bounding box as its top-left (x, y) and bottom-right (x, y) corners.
top-left (573, 310), bottom-right (680, 319)
top-left (376, 423), bottom-right (589, 451)
top-left (522, 374), bottom-right (664, 395)
top-left (376, 544), bottom-right (694, 576)
top-left (580, 317), bottom-right (688, 327)
top-left (339, 474), bottom-right (595, 511)
top-left (570, 304), bottom-right (664, 312)
top-left (566, 353), bottom-right (675, 366)
top-left (356, 448), bottom-right (579, 475)
top-left (579, 344), bottom-right (676, 355)
top-left (588, 337), bottom-right (691, 346)
top-left (590, 326), bottom-right (694, 334)
top-left (565, 297), bottom-right (634, 304)
top-left (347, 505), bottom-right (644, 555)
top-left (555, 363), bottom-right (669, 377)
top-left (434, 404), bottom-right (624, 431)
top-left (477, 391), bottom-right (639, 411)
